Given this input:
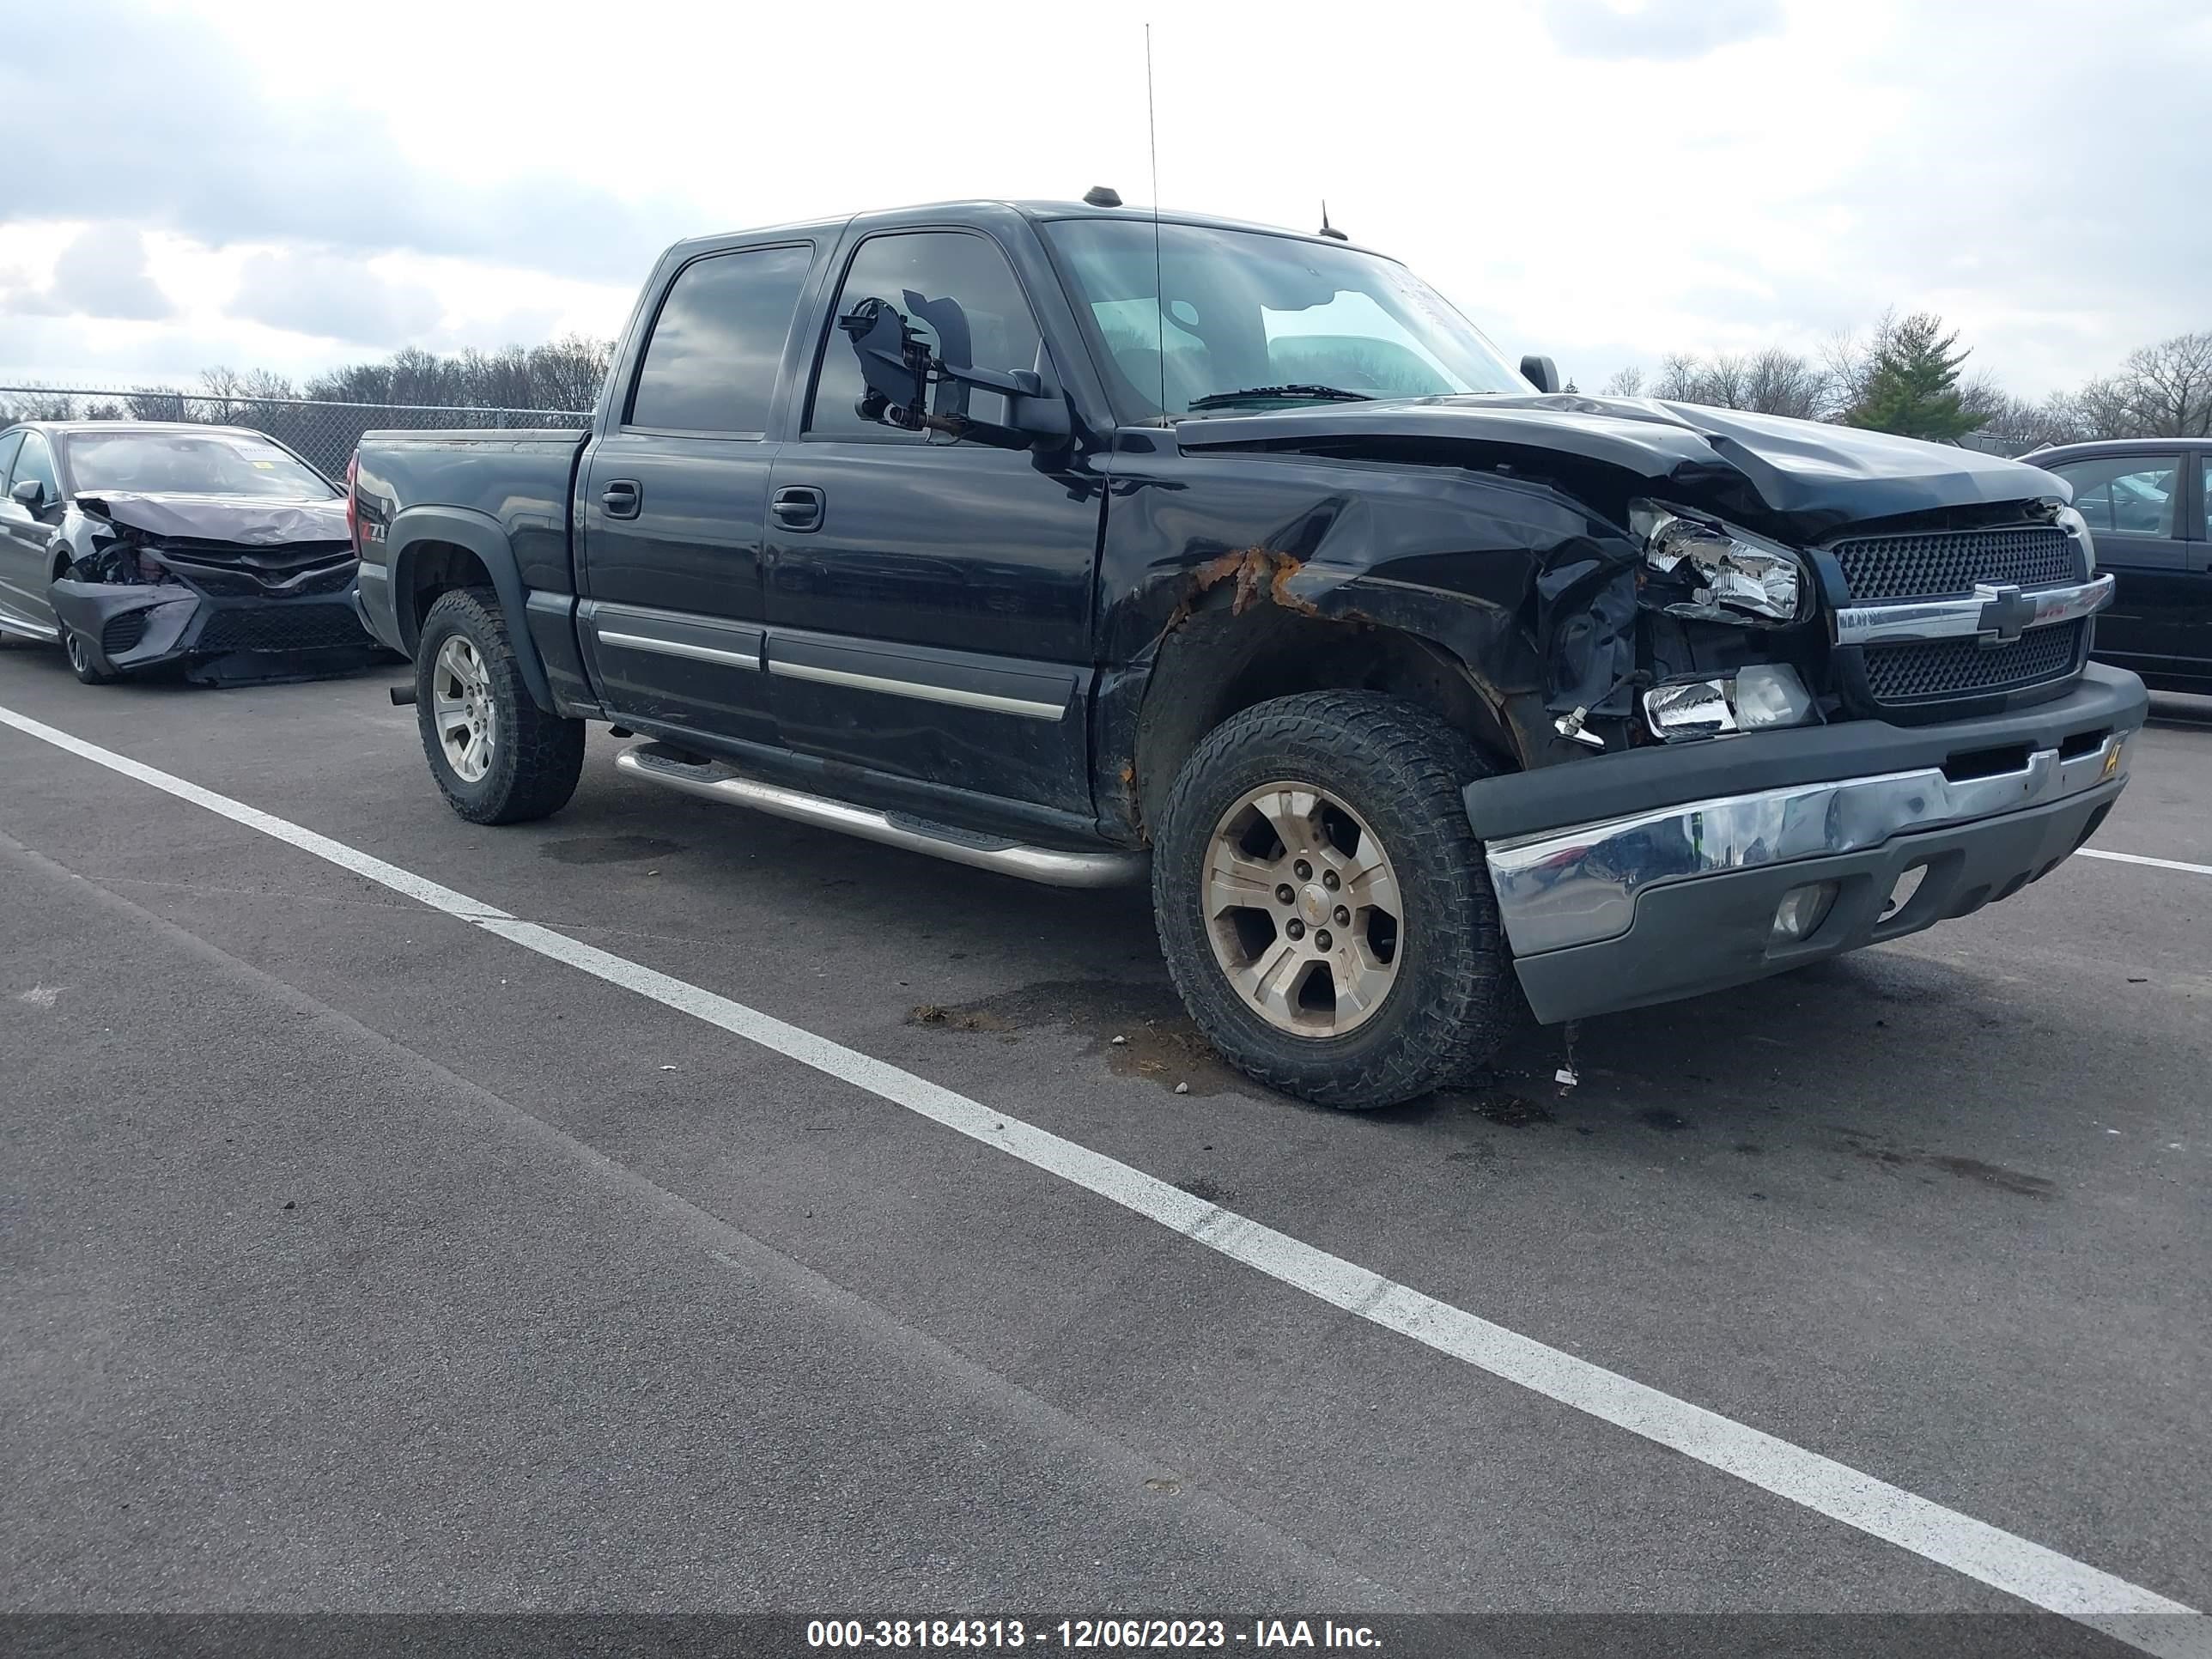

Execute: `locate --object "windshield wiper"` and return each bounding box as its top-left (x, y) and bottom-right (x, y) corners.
top-left (1186, 384), bottom-right (1374, 411)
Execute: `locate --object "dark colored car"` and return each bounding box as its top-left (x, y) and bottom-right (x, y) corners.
top-left (0, 421), bottom-right (381, 685)
top-left (2021, 437), bottom-right (2212, 694)
top-left (349, 198), bottom-right (2146, 1109)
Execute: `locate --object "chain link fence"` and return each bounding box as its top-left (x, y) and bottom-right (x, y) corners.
top-left (0, 386), bottom-right (594, 483)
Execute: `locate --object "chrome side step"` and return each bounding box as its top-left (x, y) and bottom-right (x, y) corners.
top-left (613, 742), bottom-right (1147, 890)
top-left (0, 609), bottom-right (59, 642)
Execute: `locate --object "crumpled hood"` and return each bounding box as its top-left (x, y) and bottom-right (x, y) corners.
top-left (76, 491), bottom-right (348, 546)
top-left (1175, 393), bottom-right (2062, 535)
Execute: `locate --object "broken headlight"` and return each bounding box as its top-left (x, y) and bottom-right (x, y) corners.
top-left (2054, 502), bottom-right (2096, 573)
top-left (1631, 501), bottom-right (1807, 627)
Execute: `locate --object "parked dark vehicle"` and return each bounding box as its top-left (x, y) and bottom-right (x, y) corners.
top-left (2021, 437), bottom-right (2211, 694)
top-left (0, 421), bottom-right (382, 685)
top-left (349, 199), bottom-right (2148, 1107)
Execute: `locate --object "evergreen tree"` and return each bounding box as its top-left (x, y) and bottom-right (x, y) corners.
top-left (1845, 313), bottom-right (1985, 441)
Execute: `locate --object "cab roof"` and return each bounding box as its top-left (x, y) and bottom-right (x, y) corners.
top-left (2027, 435), bottom-right (2212, 456)
top-left (665, 198), bottom-right (1389, 262)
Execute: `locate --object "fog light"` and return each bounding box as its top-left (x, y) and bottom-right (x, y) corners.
top-left (1643, 665), bottom-right (1816, 742)
top-left (1643, 678), bottom-right (1735, 738)
top-left (1771, 880), bottom-right (1838, 943)
top-left (1732, 663), bottom-right (1814, 731)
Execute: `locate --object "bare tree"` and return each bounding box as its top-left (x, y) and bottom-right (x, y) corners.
top-left (287, 341), bottom-right (613, 412)
top-left (525, 335), bottom-right (613, 412)
top-left (1957, 374), bottom-right (2088, 451)
top-left (125, 386), bottom-right (187, 421)
top-left (2073, 374), bottom-right (2138, 441)
top-left (458, 345), bottom-right (533, 410)
top-left (236, 368), bottom-right (298, 402)
top-left (197, 366), bottom-right (246, 422)
top-left (2091, 331), bottom-right (2212, 438)
top-left (1698, 353), bottom-right (1753, 410)
top-left (2032, 392), bottom-right (2093, 447)
top-left (1635, 347), bottom-right (1832, 416)
top-left (1739, 348), bottom-right (1829, 420)
top-left (1601, 366), bottom-right (1645, 398)
top-left (1652, 353), bottom-right (1703, 401)
top-left (0, 386), bottom-right (82, 420)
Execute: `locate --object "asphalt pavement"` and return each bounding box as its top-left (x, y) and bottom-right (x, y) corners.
top-left (1, 640), bottom-right (2204, 1656)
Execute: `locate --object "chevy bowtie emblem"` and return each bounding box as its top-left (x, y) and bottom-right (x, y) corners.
top-left (1973, 582), bottom-right (2037, 647)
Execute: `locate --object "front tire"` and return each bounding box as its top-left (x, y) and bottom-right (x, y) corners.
top-left (64, 625), bottom-right (119, 685)
top-left (1152, 691), bottom-right (1516, 1109)
top-left (415, 587), bottom-right (584, 824)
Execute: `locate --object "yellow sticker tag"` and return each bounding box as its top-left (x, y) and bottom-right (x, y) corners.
top-left (252, 460), bottom-right (275, 469)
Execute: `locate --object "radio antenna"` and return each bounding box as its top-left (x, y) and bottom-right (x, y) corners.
top-left (1146, 22), bottom-right (1167, 424)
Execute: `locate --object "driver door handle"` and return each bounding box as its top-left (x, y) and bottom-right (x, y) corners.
top-left (601, 479), bottom-right (641, 519)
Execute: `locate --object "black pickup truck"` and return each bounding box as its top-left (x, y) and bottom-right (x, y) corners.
top-left (349, 198), bottom-right (2146, 1108)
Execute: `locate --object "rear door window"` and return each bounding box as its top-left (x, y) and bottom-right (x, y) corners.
top-left (627, 243), bottom-right (814, 435)
top-left (0, 431), bottom-right (22, 490)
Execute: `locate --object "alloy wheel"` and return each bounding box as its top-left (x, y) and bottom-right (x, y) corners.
top-left (431, 635), bottom-right (497, 783)
top-left (1202, 781), bottom-right (1404, 1037)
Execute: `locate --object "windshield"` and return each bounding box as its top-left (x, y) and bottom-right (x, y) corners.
top-left (64, 430), bottom-right (336, 499)
top-left (1042, 219), bottom-right (1530, 421)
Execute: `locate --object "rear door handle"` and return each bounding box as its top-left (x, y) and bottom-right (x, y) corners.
top-left (770, 485), bottom-right (824, 532)
top-left (601, 479), bottom-right (641, 519)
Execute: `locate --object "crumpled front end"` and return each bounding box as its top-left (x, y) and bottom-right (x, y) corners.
top-left (1166, 393), bottom-right (2112, 750)
top-left (52, 500), bottom-right (384, 684)
top-left (1468, 663), bottom-right (2148, 1023)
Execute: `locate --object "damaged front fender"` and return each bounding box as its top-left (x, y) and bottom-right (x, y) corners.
top-left (1094, 439), bottom-right (1649, 834)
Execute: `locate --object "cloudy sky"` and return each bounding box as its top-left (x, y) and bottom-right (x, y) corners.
top-left (2, 0), bottom-right (2205, 402)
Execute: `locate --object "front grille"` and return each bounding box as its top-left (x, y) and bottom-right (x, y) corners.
top-left (101, 611), bottom-right (150, 655)
top-left (197, 604), bottom-right (368, 654)
top-left (1831, 521), bottom-right (2090, 713)
top-left (161, 544), bottom-right (356, 599)
top-left (1832, 525), bottom-right (2080, 600)
top-left (1863, 620), bottom-right (2086, 703)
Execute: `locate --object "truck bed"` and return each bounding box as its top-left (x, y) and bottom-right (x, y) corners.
top-left (354, 428), bottom-right (591, 601)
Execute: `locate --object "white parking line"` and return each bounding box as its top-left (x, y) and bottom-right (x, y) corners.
top-left (2081, 848), bottom-right (2212, 878)
top-left (1, 699), bottom-right (2203, 1658)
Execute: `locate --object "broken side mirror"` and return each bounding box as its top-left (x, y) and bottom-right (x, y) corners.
top-left (1520, 355), bottom-right (1562, 395)
top-left (841, 296), bottom-right (932, 432)
top-left (837, 296), bottom-right (1071, 450)
top-left (9, 478), bottom-right (45, 509)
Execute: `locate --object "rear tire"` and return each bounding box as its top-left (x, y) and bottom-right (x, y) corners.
top-left (415, 586), bottom-right (584, 824)
top-left (1152, 690), bottom-right (1516, 1109)
top-left (64, 625), bottom-right (119, 685)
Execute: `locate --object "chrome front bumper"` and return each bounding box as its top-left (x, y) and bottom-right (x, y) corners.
top-left (1481, 722), bottom-right (2137, 1025)
top-left (1487, 727), bottom-right (2134, 958)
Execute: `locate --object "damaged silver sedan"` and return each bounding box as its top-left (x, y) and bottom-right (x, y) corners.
top-left (0, 421), bottom-right (386, 686)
